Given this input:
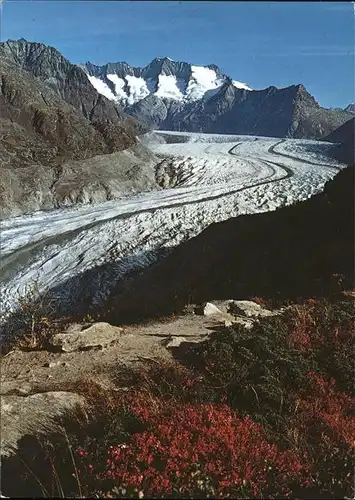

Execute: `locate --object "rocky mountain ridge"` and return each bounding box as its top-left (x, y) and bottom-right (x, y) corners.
top-left (82, 56), bottom-right (352, 139)
top-left (344, 103), bottom-right (355, 113)
top-left (324, 117), bottom-right (355, 164)
top-left (0, 39), bottom-right (147, 138)
top-left (0, 41), bottom-right (158, 219)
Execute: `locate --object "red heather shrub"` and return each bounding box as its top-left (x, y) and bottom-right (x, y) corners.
top-left (249, 296), bottom-right (266, 306)
top-left (81, 396), bottom-right (309, 498)
top-left (288, 305), bottom-right (323, 353)
top-left (287, 372), bottom-right (355, 495)
top-left (288, 300), bottom-right (354, 354)
top-left (300, 372), bottom-right (355, 448)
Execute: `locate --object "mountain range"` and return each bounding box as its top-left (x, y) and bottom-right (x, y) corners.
top-left (1, 38), bottom-right (353, 141)
top-left (82, 56), bottom-right (353, 139)
top-left (0, 38), bottom-right (353, 218)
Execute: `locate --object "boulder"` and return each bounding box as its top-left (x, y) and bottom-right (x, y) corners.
top-left (228, 300), bottom-right (279, 318)
top-left (50, 322), bottom-right (123, 352)
top-left (203, 301), bottom-right (255, 329)
top-left (1, 391), bottom-right (84, 456)
top-left (203, 302), bottom-right (224, 317)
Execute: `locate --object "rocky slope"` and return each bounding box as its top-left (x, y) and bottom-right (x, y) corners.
top-left (344, 103), bottom-right (355, 113)
top-left (83, 57), bottom-right (352, 139)
top-left (324, 117), bottom-right (354, 164)
top-left (0, 52), bottom-right (158, 219)
top-left (104, 165), bottom-right (354, 323)
top-left (0, 39), bottom-right (146, 138)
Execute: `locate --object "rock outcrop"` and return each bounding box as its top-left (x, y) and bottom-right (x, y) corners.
top-left (1, 391), bottom-right (85, 456)
top-left (0, 39), bottom-right (146, 139)
top-left (0, 49), bottom-right (158, 219)
top-left (50, 322), bottom-right (123, 352)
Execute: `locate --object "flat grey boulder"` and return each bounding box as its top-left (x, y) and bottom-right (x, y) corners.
top-left (51, 322), bottom-right (123, 352)
top-left (1, 391), bottom-right (84, 456)
top-left (203, 301), bottom-right (250, 328)
top-left (228, 300), bottom-right (279, 318)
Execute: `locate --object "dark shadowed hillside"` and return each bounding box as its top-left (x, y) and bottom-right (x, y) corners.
top-left (104, 165), bottom-right (354, 323)
top-left (324, 118), bottom-right (355, 164)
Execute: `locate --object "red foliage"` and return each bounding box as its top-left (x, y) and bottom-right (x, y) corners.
top-left (79, 396), bottom-right (309, 498)
top-left (299, 372), bottom-right (355, 448)
top-left (250, 296), bottom-right (266, 306)
top-left (287, 306), bottom-right (322, 353)
top-left (288, 302), bottom-right (353, 353)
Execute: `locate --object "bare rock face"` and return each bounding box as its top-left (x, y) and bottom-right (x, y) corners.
top-left (0, 50), bottom-right (158, 219)
top-left (1, 391), bottom-right (84, 456)
top-left (0, 39), bottom-right (146, 139)
top-left (50, 322), bottom-right (123, 352)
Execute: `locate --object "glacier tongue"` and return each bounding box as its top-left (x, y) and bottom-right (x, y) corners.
top-left (0, 134), bottom-right (344, 322)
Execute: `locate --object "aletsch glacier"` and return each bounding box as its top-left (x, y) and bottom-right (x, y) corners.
top-left (0, 132), bottom-right (344, 320)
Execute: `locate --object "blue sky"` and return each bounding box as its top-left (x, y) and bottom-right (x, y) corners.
top-left (1, 1), bottom-right (354, 108)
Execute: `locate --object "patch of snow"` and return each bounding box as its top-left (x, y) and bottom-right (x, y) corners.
top-left (155, 74), bottom-right (184, 100)
top-left (106, 74), bottom-right (128, 100)
top-left (232, 80), bottom-right (253, 91)
top-left (125, 76), bottom-right (150, 105)
top-left (186, 66), bottom-right (224, 100)
top-left (87, 75), bottom-right (116, 101)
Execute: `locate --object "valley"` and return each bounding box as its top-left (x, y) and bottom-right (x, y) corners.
top-left (0, 132), bottom-right (344, 320)
top-left (0, 4), bottom-right (354, 497)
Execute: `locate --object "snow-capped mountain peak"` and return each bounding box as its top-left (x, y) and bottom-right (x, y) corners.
top-left (83, 57), bottom-right (252, 106)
